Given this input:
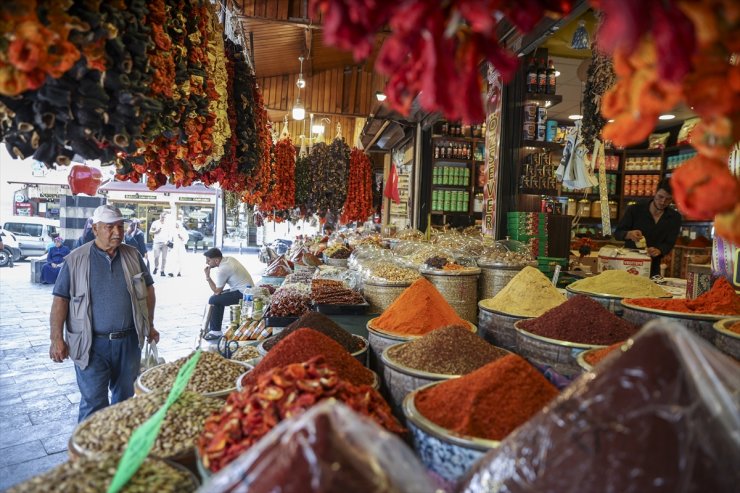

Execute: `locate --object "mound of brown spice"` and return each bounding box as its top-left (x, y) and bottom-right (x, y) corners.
top-left (387, 325), bottom-right (508, 375)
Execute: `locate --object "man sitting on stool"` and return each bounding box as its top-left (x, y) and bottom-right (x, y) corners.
top-left (203, 248), bottom-right (254, 341)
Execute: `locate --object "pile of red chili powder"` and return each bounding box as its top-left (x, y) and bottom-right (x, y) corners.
top-left (414, 354), bottom-right (558, 441)
top-left (583, 342), bottom-right (624, 367)
top-left (241, 328), bottom-right (375, 387)
top-left (627, 277), bottom-right (740, 315)
top-left (519, 295), bottom-right (639, 346)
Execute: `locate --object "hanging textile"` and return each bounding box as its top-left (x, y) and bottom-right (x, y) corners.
top-left (384, 163), bottom-right (401, 204)
top-left (555, 120), bottom-right (597, 191)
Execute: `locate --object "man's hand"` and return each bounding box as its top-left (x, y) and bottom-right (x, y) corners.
top-left (49, 338), bottom-right (69, 363)
top-left (147, 327), bottom-right (160, 344)
top-left (204, 266), bottom-right (211, 277)
top-left (647, 247), bottom-right (661, 257)
top-left (626, 230), bottom-right (643, 242)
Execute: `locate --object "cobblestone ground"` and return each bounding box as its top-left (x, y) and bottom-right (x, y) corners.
top-left (0, 250), bottom-right (263, 491)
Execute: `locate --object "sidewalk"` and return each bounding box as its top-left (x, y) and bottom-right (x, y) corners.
top-left (0, 250), bottom-right (263, 491)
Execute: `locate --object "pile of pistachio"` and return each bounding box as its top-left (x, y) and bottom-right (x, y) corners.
top-left (7, 455), bottom-right (196, 493)
top-left (72, 390), bottom-right (222, 458)
top-left (140, 351), bottom-right (246, 394)
top-left (366, 263), bottom-right (420, 283)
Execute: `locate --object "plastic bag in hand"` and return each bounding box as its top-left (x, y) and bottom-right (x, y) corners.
top-left (459, 319), bottom-right (740, 493)
top-left (199, 401), bottom-right (440, 493)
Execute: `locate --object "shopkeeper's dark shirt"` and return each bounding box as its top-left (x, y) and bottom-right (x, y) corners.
top-left (613, 200), bottom-right (682, 276)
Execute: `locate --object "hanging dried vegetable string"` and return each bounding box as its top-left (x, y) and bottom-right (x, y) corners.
top-left (241, 74), bottom-right (272, 205)
top-left (580, 48), bottom-right (615, 153)
top-left (595, 0), bottom-right (740, 240)
top-left (262, 136), bottom-right (296, 222)
top-left (294, 153), bottom-right (313, 217)
top-left (311, 0), bottom-right (573, 123)
top-left (341, 147), bottom-right (374, 223)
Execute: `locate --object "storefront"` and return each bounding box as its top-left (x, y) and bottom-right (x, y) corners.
top-left (99, 181), bottom-right (220, 247)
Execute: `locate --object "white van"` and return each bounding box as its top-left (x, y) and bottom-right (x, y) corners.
top-left (2, 216), bottom-right (60, 259)
top-left (0, 228), bottom-right (21, 267)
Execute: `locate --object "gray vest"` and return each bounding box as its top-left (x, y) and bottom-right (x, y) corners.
top-left (64, 242), bottom-right (150, 369)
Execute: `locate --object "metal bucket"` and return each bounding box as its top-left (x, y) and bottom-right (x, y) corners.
top-left (477, 304), bottom-right (529, 352)
top-left (712, 318), bottom-right (740, 360)
top-left (514, 320), bottom-right (606, 378)
top-left (620, 300), bottom-right (722, 344)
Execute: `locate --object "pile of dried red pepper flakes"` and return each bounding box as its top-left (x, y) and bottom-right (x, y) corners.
top-left (198, 356), bottom-right (404, 473)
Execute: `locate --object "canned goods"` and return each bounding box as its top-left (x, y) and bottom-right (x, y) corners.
top-left (522, 122), bottom-right (536, 140)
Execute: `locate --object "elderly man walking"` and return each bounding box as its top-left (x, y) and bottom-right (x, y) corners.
top-left (49, 205), bottom-right (159, 422)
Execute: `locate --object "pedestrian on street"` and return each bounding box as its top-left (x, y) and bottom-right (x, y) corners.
top-left (125, 218), bottom-right (149, 269)
top-left (49, 205), bottom-right (159, 422)
top-left (168, 220), bottom-right (188, 277)
top-left (72, 217), bottom-right (95, 249)
top-left (149, 211), bottom-right (171, 277)
top-left (203, 247), bottom-right (254, 341)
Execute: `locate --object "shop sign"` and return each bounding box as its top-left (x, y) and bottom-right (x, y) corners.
top-left (124, 193), bottom-right (157, 200)
top-left (178, 196), bottom-right (211, 203)
top-left (483, 65), bottom-right (503, 237)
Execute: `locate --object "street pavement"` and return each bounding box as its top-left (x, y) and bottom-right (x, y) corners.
top-left (0, 249), bottom-right (264, 491)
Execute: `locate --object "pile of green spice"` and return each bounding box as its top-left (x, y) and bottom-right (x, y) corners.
top-left (387, 325), bottom-right (509, 375)
top-left (263, 312), bottom-right (363, 353)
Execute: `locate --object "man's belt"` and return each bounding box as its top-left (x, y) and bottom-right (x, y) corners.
top-left (94, 329), bottom-right (136, 340)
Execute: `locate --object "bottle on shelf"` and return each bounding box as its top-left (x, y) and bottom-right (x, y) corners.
top-left (241, 291), bottom-right (253, 320)
top-left (546, 59), bottom-right (556, 95)
top-left (537, 58), bottom-right (547, 93)
top-left (527, 57), bottom-right (538, 93)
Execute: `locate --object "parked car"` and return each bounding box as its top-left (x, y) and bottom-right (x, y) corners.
top-left (1, 216), bottom-right (60, 258)
top-left (0, 228), bottom-right (21, 267)
top-left (185, 227), bottom-right (212, 250)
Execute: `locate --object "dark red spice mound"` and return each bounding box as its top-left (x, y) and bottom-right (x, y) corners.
top-left (243, 328), bottom-right (374, 387)
top-left (415, 354), bottom-right (558, 441)
top-left (519, 295), bottom-right (639, 345)
top-left (264, 312), bottom-right (363, 353)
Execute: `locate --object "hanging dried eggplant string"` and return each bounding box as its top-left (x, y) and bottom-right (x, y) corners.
top-left (581, 45), bottom-right (616, 153)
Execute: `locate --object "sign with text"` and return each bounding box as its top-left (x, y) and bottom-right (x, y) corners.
top-left (483, 65), bottom-right (503, 237)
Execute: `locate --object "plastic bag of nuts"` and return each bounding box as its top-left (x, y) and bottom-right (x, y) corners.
top-left (139, 351), bottom-right (247, 396)
top-left (6, 454), bottom-right (198, 493)
top-left (71, 390), bottom-right (222, 459)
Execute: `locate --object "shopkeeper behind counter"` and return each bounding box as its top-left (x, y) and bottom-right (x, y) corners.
top-left (614, 178), bottom-right (682, 277)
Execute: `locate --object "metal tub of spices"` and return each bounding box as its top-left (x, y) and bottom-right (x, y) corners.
top-left (421, 266), bottom-right (482, 324)
top-left (366, 318), bottom-right (477, 373)
top-left (380, 330), bottom-right (511, 418)
top-left (565, 285), bottom-right (627, 315)
top-left (712, 318), bottom-right (740, 360)
top-left (513, 320), bottom-right (607, 378)
top-left (402, 383), bottom-right (500, 484)
top-left (477, 304), bottom-right (530, 352)
top-left (257, 334), bottom-right (370, 367)
top-left (620, 300), bottom-right (725, 344)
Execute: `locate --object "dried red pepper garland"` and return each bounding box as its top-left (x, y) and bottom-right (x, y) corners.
top-left (242, 75), bottom-right (273, 206)
top-left (198, 356), bottom-right (404, 473)
top-left (261, 137), bottom-right (296, 222)
top-left (311, 0), bottom-right (572, 123)
top-left (341, 147), bottom-right (374, 223)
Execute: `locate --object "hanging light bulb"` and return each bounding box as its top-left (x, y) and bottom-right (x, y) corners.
top-left (296, 56), bottom-right (306, 89)
top-left (292, 96), bottom-right (305, 120)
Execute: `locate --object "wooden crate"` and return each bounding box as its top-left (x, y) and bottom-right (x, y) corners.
top-left (666, 246), bottom-right (712, 279)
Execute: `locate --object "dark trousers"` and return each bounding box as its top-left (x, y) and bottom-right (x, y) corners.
top-left (74, 331), bottom-right (141, 422)
top-left (208, 289), bottom-right (243, 332)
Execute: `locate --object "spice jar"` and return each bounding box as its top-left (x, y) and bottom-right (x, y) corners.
top-left (608, 201), bottom-right (618, 219)
top-left (590, 200), bottom-right (602, 218)
top-left (567, 198), bottom-right (577, 216)
top-left (577, 199), bottom-right (591, 217)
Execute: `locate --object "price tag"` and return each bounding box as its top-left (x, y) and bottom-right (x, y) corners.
top-left (106, 350), bottom-right (202, 493)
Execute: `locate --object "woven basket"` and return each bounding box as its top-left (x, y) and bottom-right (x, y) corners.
top-left (363, 280), bottom-right (412, 313)
top-left (421, 268), bottom-right (481, 324)
top-left (477, 262), bottom-right (529, 300)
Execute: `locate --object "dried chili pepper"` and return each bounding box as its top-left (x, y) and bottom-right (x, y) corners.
top-left (198, 356), bottom-right (404, 472)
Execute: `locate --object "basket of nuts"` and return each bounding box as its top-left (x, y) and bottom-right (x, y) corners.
top-left (69, 390), bottom-right (222, 470)
top-left (6, 454), bottom-right (199, 493)
top-left (135, 351), bottom-right (251, 399)
top-left (363, 263), bottom-right (421, 313)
